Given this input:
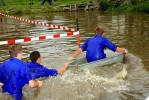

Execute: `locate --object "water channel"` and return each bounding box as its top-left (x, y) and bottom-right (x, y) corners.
top-left (0, 11), bottom-right (149, 100)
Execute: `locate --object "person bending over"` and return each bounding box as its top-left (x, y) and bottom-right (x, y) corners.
top-left (27, 51), bottom-right (68, 79)
top-left (70, 26), bottom-right (128, 62)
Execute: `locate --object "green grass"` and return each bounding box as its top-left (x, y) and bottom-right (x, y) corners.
top-left (0, 0), bottom-right (94, 14)
top-left (0, 0), bottom-right (149, 14)
top-left (132, 1), bottom-right (149, 12)
top-left (114, 0), bottom-right (149, 13)
top-left (1, 0), bottom-right (93, 6)
top-left (99, 0), bottom-right (149, 13)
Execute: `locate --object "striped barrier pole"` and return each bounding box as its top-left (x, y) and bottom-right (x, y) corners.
top-left (0, 31), bottom-right (79, 45)
top-left (0, 13), bottom-right (77, 32)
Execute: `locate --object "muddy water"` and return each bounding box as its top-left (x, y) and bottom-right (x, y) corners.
top-left (0, 11), bottom-right (149, 100)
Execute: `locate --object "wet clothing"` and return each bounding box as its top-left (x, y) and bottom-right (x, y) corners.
top-left (0, 58), bottom-right (32, 100)
top-left (27, 62), bottom-right (58, 79)
top-left (80, 34), bottom-right (117, 62)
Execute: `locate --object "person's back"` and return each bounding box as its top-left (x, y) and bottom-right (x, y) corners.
top-left (70, 26), bottom-right (128, 62)
top-left (1, 58), bottom-right (31, 99)
top-left (80, 27), bottom-right (117, 62)
top-left (83, 35), bottom-right (106, 62)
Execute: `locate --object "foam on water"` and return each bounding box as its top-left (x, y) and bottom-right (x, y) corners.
top-left (61, 69), bottom-right (130, 92)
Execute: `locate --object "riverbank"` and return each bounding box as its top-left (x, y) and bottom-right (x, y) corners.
top-left (100, 0), bottom-right (149, 13)
top-left (0, 0), bottom-right (149, 15)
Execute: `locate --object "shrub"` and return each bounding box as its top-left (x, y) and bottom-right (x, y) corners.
top-left (99, 0), bottom-right (111, 11)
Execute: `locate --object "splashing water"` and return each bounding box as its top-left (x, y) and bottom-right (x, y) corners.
top-left (115, 65), bottom-right (128, 79)
top-left (61, 69), bottom-right (130, 92)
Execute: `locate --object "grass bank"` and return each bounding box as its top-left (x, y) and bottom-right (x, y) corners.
top-left (0, 0), bottom-right (149, 15)
top-left (0, 0), bottom-right (94, 14)
top-left (116, 1), bottom-right (149, 12)
top-left (99, 0), bottom-right (149, 13)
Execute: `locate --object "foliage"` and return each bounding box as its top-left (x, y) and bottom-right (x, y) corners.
top-left (99, 0), bottom-right (111, 11)
top-left (132, 1), bottom-right (149, 12)
top-left (114, 0), bottom-right (149, 12)
top-left (98, 0), bottom-right (149, 13)
top-left (0, 0), bottom-right (149, 14)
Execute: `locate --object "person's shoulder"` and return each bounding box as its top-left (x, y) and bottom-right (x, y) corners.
top-left (37, 63), bottom-right (45, 68)
top-left (14, 59), bottom-right (29, 68)
top-left (34, 62), bottom-right (45, 68)
top-left (27, 62), bottom-right (42, 67)
top-left (3, 58), bottom-right (20, 65)
top-left (3, 58), bottom-right (11, 63)
top-left (99, 36), bottom-right (108, 40)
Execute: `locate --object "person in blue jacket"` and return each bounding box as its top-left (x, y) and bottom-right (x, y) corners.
top-left (27, 51), bottom-right (68, 79)
top-left (70, 26), bottom-right (128, 62)
top-left (0, 44), bottom-right (42, 100)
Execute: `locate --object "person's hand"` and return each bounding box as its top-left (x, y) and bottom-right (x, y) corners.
top-left (124, 49), bottom-right (128, 54)
top-left (64, 62), bottom-right (68, 69)
top-left (37, 81), bottom-right (42, 87)
top-left (58, 63), bottom-right (69, 75)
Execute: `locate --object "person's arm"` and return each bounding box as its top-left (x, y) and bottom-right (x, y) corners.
top-left (104, 38), bottom-right (128, 54)
top-left (28, 80), bottom-right (42, 88)
top-left (71, 48), bottom-right (82, 60)
top-left (40, 63), bottom-right (68, 75)
top-left (69, 38), bottom-right (89, 60)
top-left (116, 47), bottom-right (128, 54)
top-left (57, 63), bottom-right (68, 74)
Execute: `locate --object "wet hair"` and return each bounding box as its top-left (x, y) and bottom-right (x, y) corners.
top-left (30, 51), bottom-right (40, 62)
top-left (94, 26), bottom-right (104, 35)
top-left (9, 44), bottom-right (22, 58)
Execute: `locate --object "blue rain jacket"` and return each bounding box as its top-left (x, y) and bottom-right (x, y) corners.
top-left (27, 62), bottom-right (58, 79)
top-left (0, 58), bottom-right (32, 100)
top-left (80, 34), bottom-right (117, 62)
